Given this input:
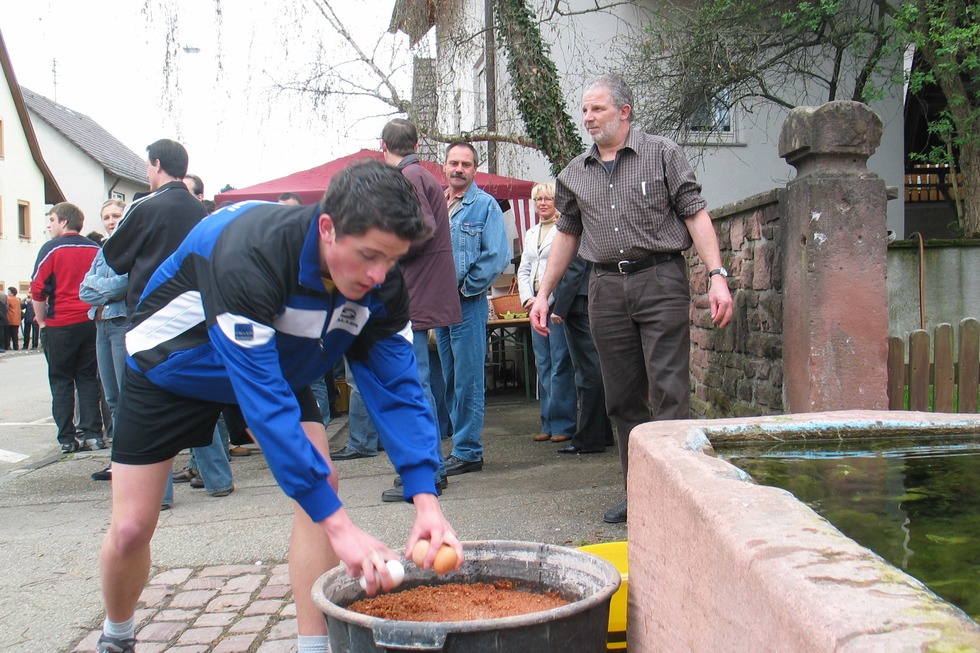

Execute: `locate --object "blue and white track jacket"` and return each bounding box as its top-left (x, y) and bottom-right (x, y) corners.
top-left (125, 201), bottom-right (440, 522)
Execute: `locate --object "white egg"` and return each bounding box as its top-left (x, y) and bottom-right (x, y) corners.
top-left (386, 559), bottom-right (405, 586)
top-left (358, 559), bottom-right (406, 591)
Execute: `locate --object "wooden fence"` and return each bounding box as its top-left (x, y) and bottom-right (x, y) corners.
top-left (887, 318), bottom-right (980, 412)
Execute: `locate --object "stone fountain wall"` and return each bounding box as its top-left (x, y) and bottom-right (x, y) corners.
top-left (627, 410), bottom-right (980, 651)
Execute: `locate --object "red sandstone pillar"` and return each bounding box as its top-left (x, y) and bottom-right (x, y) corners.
top-left (778, 101), bottom-right (890, 411)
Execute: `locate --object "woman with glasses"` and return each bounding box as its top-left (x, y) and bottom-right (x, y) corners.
top-left (518, 183), bottom-right (576, 444)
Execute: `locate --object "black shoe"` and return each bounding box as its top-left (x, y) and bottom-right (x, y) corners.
top-left (392, 476), bottom-right (448, 489)
top-left (557, 445), bottom-right (605, 454)
top-left (331, 445), bottom-right (374, 460)
top-left (190, 476), bottom-right (205, 489)
top-left (603, 500), bottom-right (628, 524)
top-left (92, 465), bottom-right (112, 481)
top-left (382, 478), bottom-right (447, 502)
top-left (60, 440), bottom-right (80, 454)
top-left (444, 455), bottom-right (483, 476)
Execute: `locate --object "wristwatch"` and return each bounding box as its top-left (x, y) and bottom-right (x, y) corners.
top-left (708, 267), bottom-right (729, 280)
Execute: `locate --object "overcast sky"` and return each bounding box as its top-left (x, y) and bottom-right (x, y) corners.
top-left (2, 0), bottom-right (409, 197)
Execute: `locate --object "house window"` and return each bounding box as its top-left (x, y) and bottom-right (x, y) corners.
top-left (111, 191), bottom-right (125, 201)
top-left (18, 201), bottom-right (31, 240)
top-left (685, 89), bottom-right (737, 144)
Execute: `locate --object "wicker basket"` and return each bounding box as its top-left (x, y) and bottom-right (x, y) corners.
top-left (490, 278), bottom-right (524, 317)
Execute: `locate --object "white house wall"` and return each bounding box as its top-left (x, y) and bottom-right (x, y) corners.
top-left (0, 85), bottom-right (48, 292)
top-left (435, 0), bottom-right (906, 236)
top-left (29, 114), bottom-right (113, 237)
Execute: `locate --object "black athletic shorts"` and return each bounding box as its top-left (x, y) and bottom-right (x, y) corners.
top-left (112, 366), bottom-right (322, 465)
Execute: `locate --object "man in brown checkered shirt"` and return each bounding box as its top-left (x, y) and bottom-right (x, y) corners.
top-left (529, 73), bottom-right (733, 525)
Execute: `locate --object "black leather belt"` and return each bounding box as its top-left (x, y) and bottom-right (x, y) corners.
top-left (595, 252), bottom-right (681, 275)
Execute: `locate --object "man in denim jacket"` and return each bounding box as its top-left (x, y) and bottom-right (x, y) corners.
top-left (436, 142), bottom-right (510, 476)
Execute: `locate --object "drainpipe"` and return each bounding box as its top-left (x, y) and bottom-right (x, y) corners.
top-left (485, 0), bottom-right (497, 173)
top-left (908, 232), bottom-right (927, 330)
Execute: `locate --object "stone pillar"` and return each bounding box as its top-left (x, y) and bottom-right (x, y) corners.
top-left (778, 101), bottom-right (889, 411)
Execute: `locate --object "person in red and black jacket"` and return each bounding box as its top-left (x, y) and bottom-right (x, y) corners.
top-left (30, 202), bottom-right (104, 453)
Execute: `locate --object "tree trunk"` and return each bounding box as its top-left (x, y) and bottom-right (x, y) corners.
top-left (959, 139), bottom-right (980, 237)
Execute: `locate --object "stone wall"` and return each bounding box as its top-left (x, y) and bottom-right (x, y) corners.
top-left (687, 190), bottom-right (785, 418)
top-left (688, 101), bottom-right (890, 417)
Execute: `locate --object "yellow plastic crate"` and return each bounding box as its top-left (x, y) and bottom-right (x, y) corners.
top-left (578, 541), bottom-right (628, 650)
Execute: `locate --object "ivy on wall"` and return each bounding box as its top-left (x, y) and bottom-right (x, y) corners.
top-left (493, 0), bottom-right (585, 175)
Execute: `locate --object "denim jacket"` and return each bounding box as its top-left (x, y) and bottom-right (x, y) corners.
top-left (79, 249), bottom-right (129, 321)
top-left (450, 183), bottom-right (511, 297)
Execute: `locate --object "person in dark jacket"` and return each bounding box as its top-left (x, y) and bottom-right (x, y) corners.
top-left (332, 119), bottom-right (463, 504)
top-left (30, 202), bottom-right (104, 452)
top-left (22, 299), bottom-right (39, 349)
top-left (550, 256), bottom-right (614, 454)
top-left (95, 161), bottom-right (460, 653)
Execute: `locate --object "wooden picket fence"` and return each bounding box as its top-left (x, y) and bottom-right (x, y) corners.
top-left (887, 318), bottom-right (980, 412)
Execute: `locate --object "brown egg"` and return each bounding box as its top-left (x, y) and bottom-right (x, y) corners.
top-left (433, 544), bottom-right (458, 574)
top-left (411, 539), bottom-right (430, 567)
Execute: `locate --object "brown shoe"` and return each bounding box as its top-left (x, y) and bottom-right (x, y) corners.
top-left (532, 433), bottom-right (551, 442)
top-left (550, 435), bottom-right (571, 443)
top-left (229, 446), bottom-right (252, 457)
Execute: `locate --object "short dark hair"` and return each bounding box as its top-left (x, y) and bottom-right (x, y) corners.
top-left (277, 192), bottom-right (304, 205)
top-left (7, 287), bottom-right (16, 295)
top-left (319, 160), bottom-right (429, 241)
top-left (445, 141), bottom-right (479, 166)
top-left (146, 139), bottom-right (190, 179)
top-left (184, 173), bottom-right (204, 196)
top-left (49, 202), bottom-right (85, 231)
top-left (381, 119), bottom-right (418, 157)
top-left (86, 231), bottom-right (105, 246)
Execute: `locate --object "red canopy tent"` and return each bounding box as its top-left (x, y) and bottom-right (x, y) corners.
top-left (214, 149), bottom-right (535, 207)
top-left (214, 150), bottom-right (540, 243)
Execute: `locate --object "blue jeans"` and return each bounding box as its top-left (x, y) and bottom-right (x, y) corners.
top-left (95, 318), bottom-right (128, 420)
top-left (429, 345), bottom-right (451, 440)
top-left (412, 330), bottom-right (446, 480)
top-left (310, 376), bottom-right (333, 426)
top-left (347, 333), bottom-right (447, 481)
top-left (436, 295), bottom-right (489, 462)
top-left (530, 322), bottom-right (576, 437)
top-left (345, 382), bottom-right (380, 456)
top-left (188, 427), bottom-right (234, 493)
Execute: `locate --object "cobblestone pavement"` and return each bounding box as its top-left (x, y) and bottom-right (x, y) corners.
top-left (71, 564), bottom-right (300, 653)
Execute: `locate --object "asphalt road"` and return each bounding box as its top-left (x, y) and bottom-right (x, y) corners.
top-left (0, 350), bottom-right (60, 475)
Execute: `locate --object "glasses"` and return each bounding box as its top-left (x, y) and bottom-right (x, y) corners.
top-left (534, 197), bottom-right (554, 202)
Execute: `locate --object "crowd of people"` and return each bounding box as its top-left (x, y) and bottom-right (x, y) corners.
top-left (14, 72), bottom-right (732, 653)
top-left (1, 286), bottom-right (38, 352)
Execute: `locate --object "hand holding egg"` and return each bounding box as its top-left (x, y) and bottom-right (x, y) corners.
top-left (358, 559), bottom-right (405, 591)
top-left (411, 539), bottom-right (459, 574)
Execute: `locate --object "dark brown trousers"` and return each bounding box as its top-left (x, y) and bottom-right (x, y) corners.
top-left (588, 256), bottom-right (691, 484)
